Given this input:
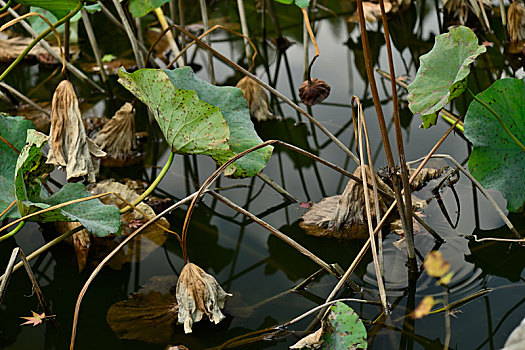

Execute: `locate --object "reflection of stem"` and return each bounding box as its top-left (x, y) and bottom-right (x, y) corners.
top-left (467, 88), bottom-right (525, 152)
top-left (301, 7), bottom-right (319, 82)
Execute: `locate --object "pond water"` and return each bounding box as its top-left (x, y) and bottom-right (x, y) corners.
top-left (1, 0), bottom-right (525, 349)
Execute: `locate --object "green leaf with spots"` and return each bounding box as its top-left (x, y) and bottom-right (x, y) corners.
top-left (118, 67), bottom-right (272, 177)
top-left (14, 0), bottom-right (80, 19)
top-left (0, 115), bottom-right (34, 219)
top-left (407, 26), bottom-right (486, 128)
top-left (321, 302), bottom-right (367, 350)
top-left (23, 182), bottom-right (122, 237)
top-left (464, 78), bottom-right (525, 212)
top-left (273, 0), bottom-right (310, 8)
top-left (164, 67), bottom-right (273, 178)
top-left (128, 0), bottom-right (170, 17)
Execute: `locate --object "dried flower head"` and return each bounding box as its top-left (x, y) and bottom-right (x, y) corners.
top-left (176, 262), bottom-right (232, 333)
top-left (236, 76), bottom-right (275, 122)
top-left (299, 78), bottom-right (331, 106)
top-left (46, 80), bottom-right (105, 182)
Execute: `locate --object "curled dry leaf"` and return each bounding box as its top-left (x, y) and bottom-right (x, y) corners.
top-left (299, 78), bottom-right (331, 106)
top-left (508, 1), bottom-right (525, 54)
top-left (412, 296), bottom-right (435, 319)
top-left (290, 327), bottom-right (324, 349)
top-left (176, 262), bottom-right (232, 333)
top-left (93, 102), bottom-right (142, 166)
top-left (235, 76), bottom-right (275, 122)
top-left (300, 165), bottom-right (394, 239)
top-left (46, 80), bottom-right (106, 182)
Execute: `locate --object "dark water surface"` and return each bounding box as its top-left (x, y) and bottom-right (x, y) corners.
top-left (1, 1), bottom-right (525, 349)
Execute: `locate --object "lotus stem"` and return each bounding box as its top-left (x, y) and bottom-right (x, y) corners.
top-left (81, 10), bottom-right (108, 84)
top-left (0, 221), bottom-right (25, 242)
top-left (153, 7), bottom-right (185, 67)
top-left (111, 0), bottom-right (145, 68)
top-left (198, 0), bottom-right (216, 84)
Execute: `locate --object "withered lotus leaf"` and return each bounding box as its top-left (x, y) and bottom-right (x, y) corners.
top-left (176, 262), bottom-right (232, 333)
top-left (46, 80), bottom-right (105, 182)
top-left (235, 76), bottom-right (275, 122)
top-left (93, 102), bottom-right (137, 159)
top-left (298, 78), bottom-right (331, 106)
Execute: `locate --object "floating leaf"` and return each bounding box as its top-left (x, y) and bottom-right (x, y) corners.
top-left (407, 26), bottom-right (486, 128)
top-left (412, 296), bottom-right (435, 319)
top-left (321, 302), bottom-right (367, 349)
top-left (164, 67), bottom-right (273, 177)
top-left (20, 311), bottom-right (54, 327)
top-left (464, 78), bottom-right (525, 212)
top-left (0, 115), bottom-right (34, 219)
top-left (423, 251), bottom-right (450, 277)
top-left (290, 327), bottom-right (323, 349)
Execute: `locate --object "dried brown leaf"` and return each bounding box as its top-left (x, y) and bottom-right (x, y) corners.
top-left (93, 102), bottom-right (138, 159)
top-left (46, 80), bottom-right (106, 182)
top-left (347, 2), bottom-right (392, 23)
top-left (508, 1), bottom-right (525, 53)
top-left (290, 327), bottom-right (324, 349)
top-left (176, 263), bottom-right (232, 333)
top-left (236, 76), bottom-right (275, 122)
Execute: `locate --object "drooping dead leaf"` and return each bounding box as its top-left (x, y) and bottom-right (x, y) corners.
top-left (299, 78), bottom-right (331, 106)
top-left (46, 80), bottom-right (106, 182)
top-left (55, 221), bottom-right (91, 272)
top-left (347, 2), bottom-right (392, 23)
top-left (88, 179), bottom-right (169, 270)
top-left (290, 327), bottom-right (324, 349)
top-left (107, 275), bottom-right (179, 344)
top-left (300, 165), bottom-right (394, 239)
top-left (93, 102), bottom-right (143, 167)
top-left (423, 251), bottom-right (450, 278)
top-left (508, 1), bottom-right (525, 54)
top-left (176, 262), bottom-right (232, 334)
top-left (235, 76), bottom-right (275, 122)
top-left (411, 296), bottom-right (435, 319)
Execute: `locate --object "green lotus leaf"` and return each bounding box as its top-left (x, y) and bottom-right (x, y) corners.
top-left (408, 26), bottom-right (486, 128)
top-left (464, 78), bottom-right (525, 212)
top-left (15, 0), bottom-right (80, 19)
top-left (118, 67), bottom-right (272, 178)
top-left (321, 302), bottom-right (367, 349)
top-left (273, 0), bottom-right (310, 8)
top-left (128, 0), bottom-right (170, 17)
top-left (164, 67), bottom-right (273, 178)
top-left (0, 115), bottom-right (34, 219)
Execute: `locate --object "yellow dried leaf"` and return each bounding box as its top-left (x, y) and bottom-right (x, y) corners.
top-left (412, 296), bottom-right (435, 319)
top-left (423, 251), bottom-right (450, 278)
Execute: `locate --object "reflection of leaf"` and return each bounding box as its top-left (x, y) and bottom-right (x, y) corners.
top-left (407, 26), bottom-right (486, 128)
top-left (412, 296), bottom-right (435, 319)
top-left (423, 251), bottom-right (450, 278)
top-left (0, 115), bottom-right (34, 219)
top-left (107, 276), bottom-right (178, 344)
top-left (346, 32), bottom-right (386, 82)
top-left (321, 302), bottom-right (367, 349)
top-left (464, 78), bottom-right (525, 212)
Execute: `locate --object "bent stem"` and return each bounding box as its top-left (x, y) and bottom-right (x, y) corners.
top-left (0, 221), bottom-right (25, 242)
top-left (301, 7), bottom-right (319, 82)
top-left (467, 88), bottom-right (525, 152)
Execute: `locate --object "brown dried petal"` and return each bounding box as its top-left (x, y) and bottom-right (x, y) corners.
top-left (299, 78), bottom-right (331, 106)
top-left (236, 76), bottom-right (275, 122)
top-left (176, 263), bottom-right (232, 333)
top-left (46, 80), bottom-right (105, 182)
